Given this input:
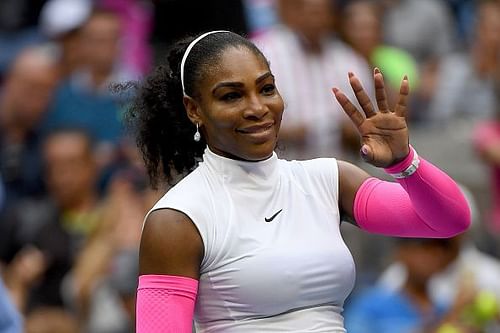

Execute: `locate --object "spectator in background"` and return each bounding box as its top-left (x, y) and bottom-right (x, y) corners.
top-left (427, 0), bottom-right (500, 125)
top-left (42, 8), bottom-right (129, 171)
top-left (0, 277), bottom-right (22, 333)
top-left (378, 235), bottom-right (500, 331)
top-left (379, 234), bottom-right (500, 311)
top-left (39, 0), bottom-right (92, 79)
top-left (378, 188), bottom-right (500, 331)
top-left (0, 0), bottom-right (48, 80)
top-left (66, 175), bottom-right (145, 333)
top-left (0, 174), bottom-right (4, 210)
top-left (0, 46), bottom-right (59, 207)
top-left (243, 0), bottom-right (278, 38)
top-left (382, 0), bottom-right (456, 65)
top-left (444, 0), bottom-right (477, 45)
top-left (99, 0), bottom-right (154, 77)
top-left (25, 306), bottom-right (79, 333)
top-left (472, 34), bottom-right (500, 234)
top-left (339, 0), bottom-right (419, 109)
top-left (345, 238), bottom-right (451, 333)
top-left (253, 0), bottom-right (373, 160)
top-left (381, 0), bottom-right (457, 123)
top-left (0, 128), bottom-right (103, 312)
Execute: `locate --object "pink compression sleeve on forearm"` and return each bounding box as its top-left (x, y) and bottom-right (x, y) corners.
top-left (136, 274), bottom-right (198, 333)
top-left (353, 149), bottom-right (471, 237)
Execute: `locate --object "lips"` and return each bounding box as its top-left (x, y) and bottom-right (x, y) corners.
top-left (236, 122), bottom-right (274, 134)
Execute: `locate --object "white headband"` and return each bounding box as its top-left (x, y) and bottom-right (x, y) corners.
top-left (180, 30), bottom-right (230, 97)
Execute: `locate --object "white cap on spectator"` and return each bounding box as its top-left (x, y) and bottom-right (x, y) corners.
top-left (39, 0), bottom-right (92, 38)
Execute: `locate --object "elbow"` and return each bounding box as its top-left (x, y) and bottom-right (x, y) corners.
top-left (439, 201), bottom-right (472, 238)
top-left (447, 216), bottom-right (471, 238)
top-left (456, 204), bottom-right (472, 234)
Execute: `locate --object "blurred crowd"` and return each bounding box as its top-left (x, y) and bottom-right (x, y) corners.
top-left (0, 0), bottom-right (499, 332)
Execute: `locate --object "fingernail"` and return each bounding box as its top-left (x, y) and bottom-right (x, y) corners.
top-left (374, 67), bottom-right (381, 74)
top-left (403, 75), bottom-right (408, 81)
top-left (332, 87), bottom-right (339, 93)
top-left (361, 145), bottom-right (368, 155)
top-left (348, 72), bottom-right (354, 78)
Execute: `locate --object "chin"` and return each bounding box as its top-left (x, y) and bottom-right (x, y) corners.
top-left (244, 144), bottom-right (276, 161)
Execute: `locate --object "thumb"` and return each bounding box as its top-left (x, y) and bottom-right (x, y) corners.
top-left (360, 144), bottom-right (374, 163)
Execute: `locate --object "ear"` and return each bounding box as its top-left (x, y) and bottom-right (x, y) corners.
top-left (183, 95), bottom-right (203, 126)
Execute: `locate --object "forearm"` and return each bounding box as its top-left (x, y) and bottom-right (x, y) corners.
top-left (354, 147), bottom-right (471, 237)
top-left (72, 240), bottom-right (115, 316)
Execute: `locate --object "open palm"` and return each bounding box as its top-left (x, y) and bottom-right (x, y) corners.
top-left (333, 68), bottom-right (410, 168)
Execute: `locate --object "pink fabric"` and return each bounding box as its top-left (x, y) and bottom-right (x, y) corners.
top-left (354, 157), bottom-right (471, 238)
top-left (136, 274), bottom-right (198, 333)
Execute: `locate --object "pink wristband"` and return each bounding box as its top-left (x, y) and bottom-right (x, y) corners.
top-left (384, 146), bottom-right (419, 178)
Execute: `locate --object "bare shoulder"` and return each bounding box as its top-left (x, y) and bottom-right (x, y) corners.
top-left (139, 208), bottom-right (204, 279)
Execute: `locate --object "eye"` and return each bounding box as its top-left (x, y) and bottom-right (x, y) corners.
top-left (261, 84), bottom-right (276, 95)
top-left (221, 92), bottom-right (241, 102)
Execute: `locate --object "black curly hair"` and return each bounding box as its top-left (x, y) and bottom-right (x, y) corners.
top-left (126, 31), bottom-right (268, 188)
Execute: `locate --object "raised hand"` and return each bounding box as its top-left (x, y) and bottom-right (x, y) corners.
top-left (333, 68), bottom-right (410, 168)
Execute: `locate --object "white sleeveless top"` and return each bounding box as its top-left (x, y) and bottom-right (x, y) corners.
top-left (147, 148), bottom-right (356, 332)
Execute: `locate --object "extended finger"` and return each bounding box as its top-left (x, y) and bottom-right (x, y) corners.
top-left (332, 87), bottom-right (365, 128)
top-left (394, 75), bottom-right (410, 117)
top-left (374, 68), bottom-right (389, 113)
top-left (348, 72), bottom-right (376, 118)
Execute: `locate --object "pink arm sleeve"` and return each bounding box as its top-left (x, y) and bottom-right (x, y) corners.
top-left (353, 149), bottom-right (471, 237)
top-left (136, 274), bottom-right (198, 333)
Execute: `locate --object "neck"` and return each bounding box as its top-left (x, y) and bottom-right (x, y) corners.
top-left (90, 66), bottom-right (113, 88)
top-left (295, 32), bottom-right (325, 54)
top-left (403, 279), bottom-right (432, 313)
top-left (302, 38), bottom-right (323, 54)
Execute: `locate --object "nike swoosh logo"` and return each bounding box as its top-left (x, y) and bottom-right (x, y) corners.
top-left (265, 209), bottom-right (283, 222)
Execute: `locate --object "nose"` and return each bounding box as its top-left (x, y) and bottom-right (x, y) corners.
top-left (243, 94), bottom-right (268, 119)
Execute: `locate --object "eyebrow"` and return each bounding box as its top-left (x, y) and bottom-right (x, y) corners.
top-left (212, 72), bottom-right (274, 94)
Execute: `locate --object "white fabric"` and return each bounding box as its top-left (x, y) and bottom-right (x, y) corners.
top-left (147, 148), bottom-right (355, 332)
top-left (252, 26), bottom-right (373, 160)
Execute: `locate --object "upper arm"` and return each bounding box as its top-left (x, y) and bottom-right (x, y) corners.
top-left (139, 208), bottom-right (204, 280)
top-left (338, 160), bottom-right (371, 221)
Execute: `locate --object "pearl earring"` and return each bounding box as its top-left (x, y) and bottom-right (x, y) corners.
top-left (194, 123), bottom-right (201, 142)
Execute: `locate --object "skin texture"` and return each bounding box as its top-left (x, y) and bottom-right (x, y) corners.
top-left (140, 48), bottom-right (411, 280)
top-left (184, 46), bottom-right (284, 162)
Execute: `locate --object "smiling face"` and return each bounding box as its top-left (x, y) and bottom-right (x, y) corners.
top-left (186, 46), bottom-right (284, 161)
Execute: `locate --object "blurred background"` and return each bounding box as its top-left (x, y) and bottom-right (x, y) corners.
top-left (0, 0), bottom-right (499, 332)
